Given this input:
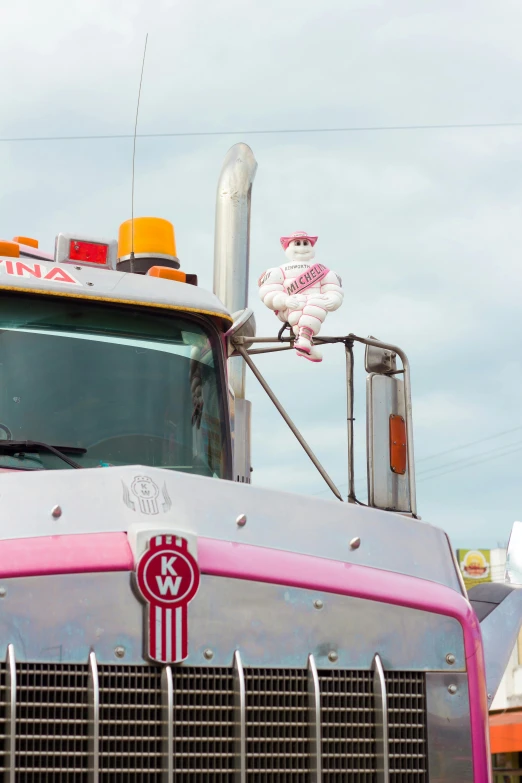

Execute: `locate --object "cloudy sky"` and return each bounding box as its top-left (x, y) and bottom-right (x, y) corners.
top-left (2, 0), bottom-right (522, 549)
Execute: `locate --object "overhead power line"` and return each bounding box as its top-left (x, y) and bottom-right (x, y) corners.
top-left (3, 121), bottom-right (522, 143)
top-left (416, 425), bottom-right (522, 463)
top-left (342, 441), bottom-right (522, 497)
top-left (417, 439), bottom-right (522, 477)
top-left (312, 423), bottom-right (522, 496)
top-left (417, 442), bottom-right (522, 483)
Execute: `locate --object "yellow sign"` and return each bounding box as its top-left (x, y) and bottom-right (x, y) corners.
top-left (457, 549), bottom-right (492, 591)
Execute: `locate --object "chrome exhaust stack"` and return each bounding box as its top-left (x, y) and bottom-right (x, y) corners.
top-left (213, 143), bottom-right (257, 482)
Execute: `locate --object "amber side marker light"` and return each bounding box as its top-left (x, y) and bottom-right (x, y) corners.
top-left (389, 413), bottom-right (407, 475)
top-left (0, 241), bottom-right (20, 258)
top-left (147, 266), bottom-right (198, 286)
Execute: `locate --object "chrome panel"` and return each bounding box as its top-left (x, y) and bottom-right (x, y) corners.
top-left (161, 666), bottom-right (173, 783)
top-left (233, 650), bottom-right (246, 783)
top-left (480, 587), bottom-right (522, 706)
top-left (307, 654), bottom-right (322, 783)
top-left (233, 398), bottom-right (252, 483)
top-left (367, 373), bottom-right (410, 513)
top-left (0, 463), bottom-right (463, 592)
top-left (426, 672), bottom-right (473, 783)
top-left (0, 573), bottom-right (465, 670)
top-left (88, 650), bottom-right (99, 783)
top-left (372, 654), bottom-right (390, 783)
top-left (6, 645), bottom-right (15, 783)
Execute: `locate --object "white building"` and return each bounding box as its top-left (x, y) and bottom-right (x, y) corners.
top-left (483, 548), bottom-right (522, 782)
top-left (490, 548), bottom-right (522, 711)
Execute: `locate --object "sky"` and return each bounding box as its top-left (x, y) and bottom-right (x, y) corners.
top-left (1, 0), bottom-right (522, 549)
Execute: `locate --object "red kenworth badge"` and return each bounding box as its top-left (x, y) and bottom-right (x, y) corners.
top-left (136, 535), bottom-right (200, 664)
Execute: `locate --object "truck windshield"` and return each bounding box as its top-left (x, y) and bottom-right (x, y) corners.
top-left (0, 294), bottom-right (230, 478)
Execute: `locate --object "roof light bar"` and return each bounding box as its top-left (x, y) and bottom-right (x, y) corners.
top-left (55, 233), bottom-right (117, 270)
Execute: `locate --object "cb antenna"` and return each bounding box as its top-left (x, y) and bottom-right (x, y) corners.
top-left (131, 33), bottom-right (149, 259)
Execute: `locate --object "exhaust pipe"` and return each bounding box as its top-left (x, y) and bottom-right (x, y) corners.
top-left (213, 143), bottom-right (257, 484)
top-left (213, 143), bottom-right (257, 399)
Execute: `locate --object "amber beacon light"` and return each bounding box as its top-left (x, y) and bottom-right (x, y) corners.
top-left (117, 217), bottom-right (180, 272)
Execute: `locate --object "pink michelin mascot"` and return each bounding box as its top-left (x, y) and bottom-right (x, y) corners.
top-left (258, 231), bottom-right (344, 362)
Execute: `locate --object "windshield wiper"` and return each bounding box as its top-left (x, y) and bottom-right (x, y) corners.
top-left (0, 441), bottom-right (86, 469)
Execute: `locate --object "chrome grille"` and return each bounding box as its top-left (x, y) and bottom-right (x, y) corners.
top-left (98, 665), bottom-right (163, 780)
top-left (16, 663), bottom-right (89, 782)
top-left (245, 668), bottom-right (308, 780)
top-left (319, 670), bottom-right (375, 781)
top-left (0, 660), bottom-right (428, 781)
top-left (170, 668), bottom-right (235, 779)
top-left (387, 672), bottom-right (427, 782)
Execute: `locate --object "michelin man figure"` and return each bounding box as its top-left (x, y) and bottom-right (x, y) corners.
top-left (258, 231), bottom-right (343, 362)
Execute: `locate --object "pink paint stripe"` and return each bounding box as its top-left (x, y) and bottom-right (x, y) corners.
top-left (0, 532), bottom-right (134, 577)
top-left (0, 532), bottom-right (490, 781)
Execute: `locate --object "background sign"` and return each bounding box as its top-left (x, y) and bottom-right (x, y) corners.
top-left (457, 549), bottom-right (492, 591)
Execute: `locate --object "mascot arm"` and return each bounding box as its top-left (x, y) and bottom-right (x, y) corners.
top-left (319, 271), bottom-right (344, 312)
top-left (258, 267), bottom-right (287, 311)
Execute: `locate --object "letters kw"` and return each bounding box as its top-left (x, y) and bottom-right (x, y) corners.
top-left (156, 556), bottom-right (182, 596)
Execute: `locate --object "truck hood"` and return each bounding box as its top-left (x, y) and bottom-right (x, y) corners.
top-left (0, 465), bottom-right (463, 592)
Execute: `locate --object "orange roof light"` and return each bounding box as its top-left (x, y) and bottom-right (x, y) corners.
top-left (13, 236), bottom-right (38, 249)
top-left (0, 241), bottom-right (20, 258)
top-left (148, 266), bottom-right (186, 282)
top-left (147, 266), bottom-right (198, 286)
top-left (118, 217), bottom-right (177, 261)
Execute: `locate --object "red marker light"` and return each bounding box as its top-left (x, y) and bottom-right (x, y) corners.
top-left (69, 240), bottom-right (108, 265)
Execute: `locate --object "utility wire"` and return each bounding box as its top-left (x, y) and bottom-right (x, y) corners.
top-left (417, 439), bottom-right (522, 477)
top-left (417, 442), bottom-right (522, 483)
top-left (416, 425), bottom-right (522, 463)
top-left (355, 441), bottom-right (522, 492)
top-left (3, 121), bottom-right (522, 143)
top-left (312, 423), bottom-right (522, 496)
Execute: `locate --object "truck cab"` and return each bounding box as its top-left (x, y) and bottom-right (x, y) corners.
top-left (0, 143), bottom-right (517, 782)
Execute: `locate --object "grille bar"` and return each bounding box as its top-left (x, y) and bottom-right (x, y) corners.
top-left (372, 653), bottom-right (390, 783)
top-left (162, 666), bottom-right (174, 783)
top-left (6, 645), bottom-right (15, 783)
top-left (88, 650), bottom-right (100, 783)
top-left (308, 654), bottom-right (322, 783)
top-left (233, 650), bottom-right (246, 783)
top-left (0, 657), bottom-right (428, 781)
